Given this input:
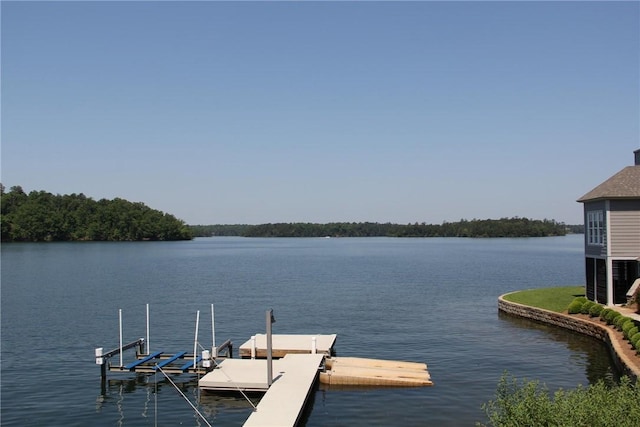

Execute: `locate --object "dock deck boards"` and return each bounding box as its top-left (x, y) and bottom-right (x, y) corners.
top-left (199, 353), bottom-right (324, 426)
top-left (238, 334), bottom-right (337, 358)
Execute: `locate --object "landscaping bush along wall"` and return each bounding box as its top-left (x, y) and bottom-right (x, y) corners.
top-left (498, 295), bottom-right (640, 380)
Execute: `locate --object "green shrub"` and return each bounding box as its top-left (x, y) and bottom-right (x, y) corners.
top-left (588, 304), bottom-right (603, 318)
top-left (631, 333), bottom-right (640, 349)
top-left (573, 296), bottom-right (588, 304)
top-left (600, 308), bottom-right (612, 321)
top-left (622, 321), bottom-right (637, 338)
top-left (568, 300), bottom-right (584, 314)
top-left (606, 310), bottom-right (621, 325)
top-left (480, 374), bottom-right (640, 427)
top-left (580, 300), bottom-right (595, 315)
top-left (626, 326), bottom-right (639, 341)
top-left (616, 316), bottom-right (632, 331)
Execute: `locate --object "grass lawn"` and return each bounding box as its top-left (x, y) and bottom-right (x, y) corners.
top-left (503, 286), bottom-right (585, 313)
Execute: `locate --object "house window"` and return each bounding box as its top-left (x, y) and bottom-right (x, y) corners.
top-left (587, 210), bottom-right (604, 245)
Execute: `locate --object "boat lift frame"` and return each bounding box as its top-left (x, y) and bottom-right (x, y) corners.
top-left (95, 304), bottom-right (233, 380)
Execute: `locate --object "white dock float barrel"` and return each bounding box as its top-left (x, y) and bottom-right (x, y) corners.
top-left (95, 347), bottom-right (104, 365)
top-left (202, 350), bottom-right (211, 368)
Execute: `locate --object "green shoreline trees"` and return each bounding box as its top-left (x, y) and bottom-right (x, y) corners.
top-left (1, 185), bottom-right (192, 242)
top-left (2, 183), bottom-right (578, 242)
top-left (190, 218), bottom-right (572, 238)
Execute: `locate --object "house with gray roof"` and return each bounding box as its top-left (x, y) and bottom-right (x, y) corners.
top-left (577, 149), bottom-right (640, 305)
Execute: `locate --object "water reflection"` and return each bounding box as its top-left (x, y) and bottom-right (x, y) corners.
top-left (498, 311), bottom-right (619, 385)
top-left (96, 375), bottom-right (259, 422)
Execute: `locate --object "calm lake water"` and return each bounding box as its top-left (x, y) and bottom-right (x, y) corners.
top-left (1, 235), bottom-right (618, 426)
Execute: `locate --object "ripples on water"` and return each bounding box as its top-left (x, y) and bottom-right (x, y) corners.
top-left (1, 235), bottom-right (617, 426)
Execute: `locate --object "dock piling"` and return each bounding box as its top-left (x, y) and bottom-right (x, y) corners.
top-left (146, 303), bottom-right (150, 355)
top-left (266, 309), bottom-right (275, 387)
top-left (194, 310), bottom-right (200, 373)
top-left (211, 304), bottom-right (217, 358)
top-left (119, 309), bottom-right (123, 367)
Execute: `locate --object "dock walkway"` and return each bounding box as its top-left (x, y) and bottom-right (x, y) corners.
top-left (199, 353), bottom-right (325, 426)
top-left (244, 354), bottom-right (324, 427)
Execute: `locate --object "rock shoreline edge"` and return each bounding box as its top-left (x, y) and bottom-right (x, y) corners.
top-left (498, 293), bottom-right (640, 380)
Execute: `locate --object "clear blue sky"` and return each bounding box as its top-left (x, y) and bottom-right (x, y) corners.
top-left (2, 1), bottom-right (638, 225)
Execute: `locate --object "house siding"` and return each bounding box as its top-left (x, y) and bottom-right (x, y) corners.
top-left (583, 200), bottom-right (607, 257)
top-left (610, 200), bottom-right (640, 258)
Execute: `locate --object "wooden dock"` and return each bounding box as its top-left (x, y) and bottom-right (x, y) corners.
top-left (320, 356), bottom-right (433, 387)
top-left (239, 334), bottom-right (337, 358)
top-left (97, 306), bottom-right (431, 427)
top-left (199, 353), bottom-right (325, 426)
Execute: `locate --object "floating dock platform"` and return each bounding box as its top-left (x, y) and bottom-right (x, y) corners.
top-left (201, 335), bottom-right (332, 427)
top-left (320, 356), bottom-right (433, 387)
top-left (200, 353), bottom-right (325, 426)
top-left (239, 334), bottom-right (337, 358)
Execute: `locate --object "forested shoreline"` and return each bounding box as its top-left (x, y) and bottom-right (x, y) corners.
top-left (191, 219), bottom-right (582, 238)
top-left (1, 185), bottom-right (192, 242)
top-left (1, 184), bottom-right (583, 242)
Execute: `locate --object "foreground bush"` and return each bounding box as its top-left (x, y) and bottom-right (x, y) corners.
top-left (566, 297), bottom-right (604, 317)
top-left (631, 332), bottom-right (640, 348)
top-left (616, 316), bottom-right (632, 331)
top-left (568, 299), bottom-right (584, 314)
top-left (479, 373), bottom-right (640, 427)
top-left (600, 307), bottom-right (613, 321)
top-left (573, 296), bottom-right (588, 305)
top-left (623, 321), bottom-right (637, 339)
top-left (580, 300), bottom-right (595, 315)
top-left (588, 303), bottom-right (604, 317)
top-left (606, 310), bottom-right (621, 325)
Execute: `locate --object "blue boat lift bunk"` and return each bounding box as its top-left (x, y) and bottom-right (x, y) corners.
top-left (95, 304), bottom-right (231, 379)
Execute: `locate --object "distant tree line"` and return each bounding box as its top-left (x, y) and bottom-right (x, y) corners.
top-left (190, 218), bottom-right (578, 238)
top-left (1, 184), bottom-right (192, 242)
top-left (189, 224), bottom-right (250, 237)
top-left (566, 224), bottom-right (584, 234)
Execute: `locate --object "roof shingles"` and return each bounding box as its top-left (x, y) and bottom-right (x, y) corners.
top-left (577, 166), bottom-right (640, 202)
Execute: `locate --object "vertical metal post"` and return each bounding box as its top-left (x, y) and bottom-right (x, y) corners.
top-left (194, 310), bottom-right (200, 372)
top-left (119, 309), bottom-right (123, 367)
top-left (251, 336), bottom-right (256, 359)
top-left (211, 304), bottom-right (217, 358)
top-left (266, 309), bottom-right (274, 387)
top-left (146, 303), bottom-right (150, 355)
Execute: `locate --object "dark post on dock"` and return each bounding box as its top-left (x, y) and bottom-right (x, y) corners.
top-left (266, 309), bottom-right (275, 387)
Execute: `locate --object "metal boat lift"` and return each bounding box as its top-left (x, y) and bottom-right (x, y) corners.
top-left (95, 304), bottom-right (232, 380)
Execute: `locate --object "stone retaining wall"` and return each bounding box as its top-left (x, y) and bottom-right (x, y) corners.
top-left (498, 294), bottom-right (640, 380)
